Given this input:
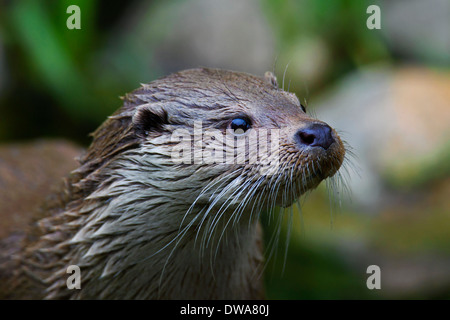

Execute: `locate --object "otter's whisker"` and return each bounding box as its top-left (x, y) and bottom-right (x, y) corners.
top-left (192, 170), bottom-right (243, 248)
top-left (182, 169), bottom-right (242, 233)
top-left (208, 179), bottom-right (252, 252)
top-left (295, 200), bottom-right (305, 238)
top-left (282, 61), bottom-right (291, 91)
top-left (213, 177), bottom-right (265, 261)
top-left (282, 206), bottom-right (294, 275)
top-left (198, 177), bottom-right (244, 255)
top-left (233, 177), bottom-right (264, 227)
top-left (266, 207), bottom-right (285, 274)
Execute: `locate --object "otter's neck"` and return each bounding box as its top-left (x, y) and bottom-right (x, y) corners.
top-left (29, 151), bottom-right (264, 299)
top-left (53, 204), bottom-right (263, 299)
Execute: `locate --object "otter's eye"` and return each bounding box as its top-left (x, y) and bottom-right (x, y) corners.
top-left (300, 104), bottom-right (306, 113)
top-left (230, 118), bottom-right (251, 136)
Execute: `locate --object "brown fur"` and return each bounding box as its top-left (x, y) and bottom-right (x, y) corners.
top-left (0, 68), bottom-right (345, 299)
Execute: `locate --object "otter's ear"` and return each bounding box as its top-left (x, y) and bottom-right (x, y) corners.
top-left (132, 104), bottom-right (169, 137)
top-left (264, 71), bottom-right (278, 88)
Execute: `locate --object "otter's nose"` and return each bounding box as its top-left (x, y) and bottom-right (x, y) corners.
top-left (295, 123), bottom-right (335, 150)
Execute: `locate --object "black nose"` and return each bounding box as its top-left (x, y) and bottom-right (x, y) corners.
top-left (295, 123), bottom-right (335, 150)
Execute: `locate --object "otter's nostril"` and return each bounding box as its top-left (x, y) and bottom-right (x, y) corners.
top-left (295, 123), bottom-right (335, 150)
top-left (298, 131), bottom-right (315, 145)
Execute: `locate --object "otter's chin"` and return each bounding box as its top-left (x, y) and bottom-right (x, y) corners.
top-left (275, 178), bottom-right (322, 208)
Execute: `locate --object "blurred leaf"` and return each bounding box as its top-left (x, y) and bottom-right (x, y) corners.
top-left (8, 0), bottom-right (106, 120)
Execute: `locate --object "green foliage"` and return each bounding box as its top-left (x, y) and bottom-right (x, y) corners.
top-left (0, 0), bottom-right (151, 144)
top-left (260, 0), bottom-right (390, 92)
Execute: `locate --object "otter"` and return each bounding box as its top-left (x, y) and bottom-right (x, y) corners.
top-left (0, 68), bottom-right (345, 299)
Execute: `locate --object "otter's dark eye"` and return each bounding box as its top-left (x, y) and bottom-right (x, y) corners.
top-left (230, 118), bottom-right (251, 135)
top-left (300, 104), bottom-right (306, 113)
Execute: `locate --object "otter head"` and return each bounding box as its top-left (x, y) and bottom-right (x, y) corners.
top-left (33, 68), bottom-right (345, 299)
top-left (126, 68), bottom-right (345, 211)
top-left (74, 66), bottom-right (345, 256)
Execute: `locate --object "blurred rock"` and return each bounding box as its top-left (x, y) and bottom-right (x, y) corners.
top-left (381, 0), bottom-right (450, 66)
top-left (281, 37), bottom-right (332, 90)
top-left (313, 66), bottom-right (450, 210)
top-left (105, 0), bottom-right (275, 80)
top-left (336, 237), bottom-right (450, 298)
top-left (0, 139), bottom-right (82, 239)
top-left (155, 0), bottom-right (275, 74)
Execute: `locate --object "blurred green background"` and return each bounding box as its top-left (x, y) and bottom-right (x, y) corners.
top-left (0, 0), bottom-right (449, 299)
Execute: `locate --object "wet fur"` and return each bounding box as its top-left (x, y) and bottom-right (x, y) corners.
top-left (0, 68), bottom-right (345, 299)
